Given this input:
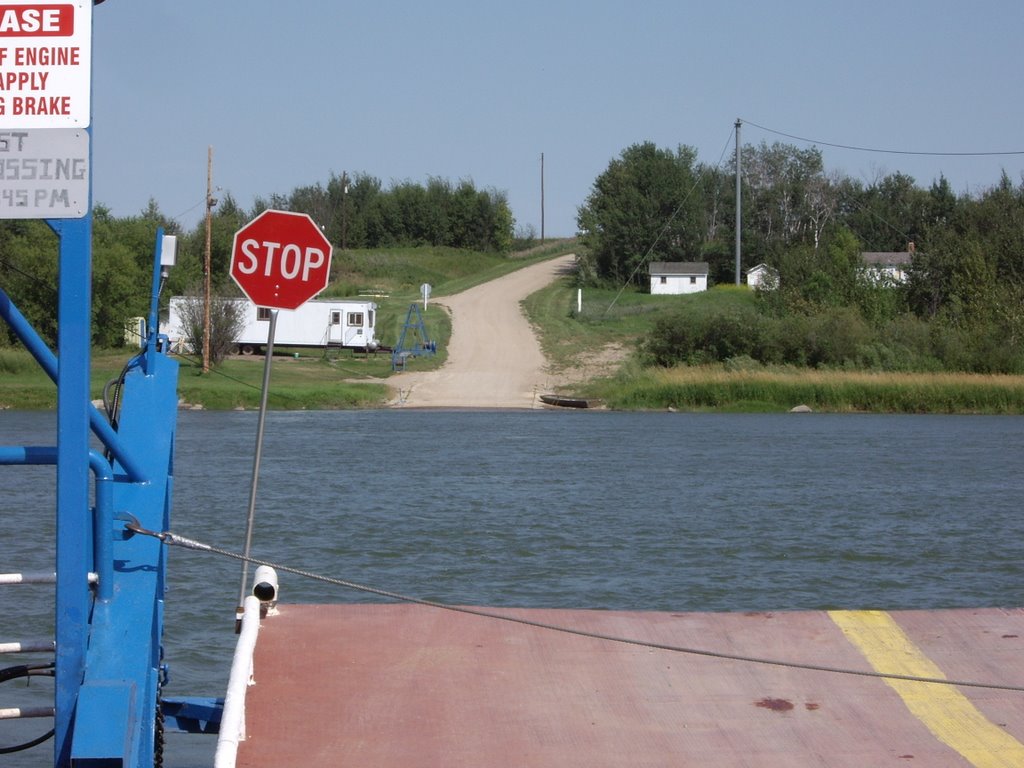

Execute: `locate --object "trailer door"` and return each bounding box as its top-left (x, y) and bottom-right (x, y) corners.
top-left (346, 311), bottom-right (365, 346)
top-left (328, 310), bottom-right (344, 344)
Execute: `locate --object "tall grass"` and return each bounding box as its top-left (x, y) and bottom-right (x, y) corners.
top-left (593, 366), bottom-right (1024, 414)
top-left (0, 347), bottom-right (36, 374)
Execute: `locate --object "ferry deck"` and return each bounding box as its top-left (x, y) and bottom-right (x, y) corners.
top-left (233, 603), bottom-right (1024, 767)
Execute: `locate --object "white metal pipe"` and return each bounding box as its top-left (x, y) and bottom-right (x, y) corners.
top-left (0, 572), bottom-right (55, 585)
top-left (0, 572), bottom-right (97, 585)
top-left (0, 639), bottom-right (55, 654)
top-left (214, 594), bottom-right (261, 768)
top-left (252, 565), bottom-right (278, 609)
top-left (0, 706), bottom-right (54, 720)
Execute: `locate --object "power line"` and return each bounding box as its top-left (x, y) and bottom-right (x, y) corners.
top-left (741, 119), bottom-right (1024, 157)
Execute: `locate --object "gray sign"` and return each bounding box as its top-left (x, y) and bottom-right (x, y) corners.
top-left (0, 128), bottom-right (88, 219)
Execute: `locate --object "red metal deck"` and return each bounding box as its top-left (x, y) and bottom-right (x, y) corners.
top-left (236, 604), bottom-right (1024, 767)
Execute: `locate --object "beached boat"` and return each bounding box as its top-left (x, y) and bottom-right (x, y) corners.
top-left (539, 393), bottom-right (600, 409)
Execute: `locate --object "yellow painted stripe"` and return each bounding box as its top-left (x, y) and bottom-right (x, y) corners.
top-left (829, 610), bottom-right (1024, 768)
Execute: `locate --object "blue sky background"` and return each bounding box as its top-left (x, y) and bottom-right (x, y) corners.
top-left (91, 1), bottom-right (1024, 238)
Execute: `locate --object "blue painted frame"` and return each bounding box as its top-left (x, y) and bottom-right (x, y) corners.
top-left (53, 224), bottom-right (179, 767)
top-left (1, 218), bottom-right (181, 768)
top-left (0, 4), bottom-right (211, 762)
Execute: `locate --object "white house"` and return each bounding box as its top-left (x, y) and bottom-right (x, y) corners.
top-left (860, 250), bottom-right (913, 284)
top-left (649, 261), bottom-right (709, 295)
top-left (746, 263), bottom-right (779, 290)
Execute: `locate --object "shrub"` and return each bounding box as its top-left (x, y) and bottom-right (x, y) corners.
top-left (174, 293), bottom-right (245, 365)
top-left (642, 303), bottom-right (765, 366)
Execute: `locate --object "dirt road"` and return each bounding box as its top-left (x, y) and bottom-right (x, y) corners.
top-left (388, 254), bottom-right (576, 408)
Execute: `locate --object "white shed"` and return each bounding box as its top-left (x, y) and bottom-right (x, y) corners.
top-left (746, 263), bottom-right (779, 290)
top-left (649, 261), bottom-right (709, 295)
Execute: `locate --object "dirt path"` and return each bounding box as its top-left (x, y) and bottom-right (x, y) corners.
top-left (388, 254), bottom-right (576, 408)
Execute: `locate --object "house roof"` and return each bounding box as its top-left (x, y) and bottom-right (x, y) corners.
top-left (861, 252), bottom-right (913, 267)
top-left (648, 261), bottom-right (709, 276)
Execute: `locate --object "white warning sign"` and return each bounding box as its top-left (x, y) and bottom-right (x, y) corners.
top-left (0, 2), bottom-right (92, 129)
top-left (0, 127), bottom-right (88, 218)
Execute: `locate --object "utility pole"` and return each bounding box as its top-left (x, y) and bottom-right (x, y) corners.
top-left (540, 152), bottom-right (545, 242)
top-left (203, 146), bottom-right (217, 373)
top-left (341, 171), bottom-right (349, 251)
top-left (734, 119), bottom-right (742, 286)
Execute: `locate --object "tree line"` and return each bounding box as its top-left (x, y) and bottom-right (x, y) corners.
top-left (578, 141), bottom-right (1024, 373)
top-left (0, 174), bottom-right (514, 348)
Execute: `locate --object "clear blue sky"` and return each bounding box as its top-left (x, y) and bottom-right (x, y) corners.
top-left (91, 0), bottom-right (1024, 238)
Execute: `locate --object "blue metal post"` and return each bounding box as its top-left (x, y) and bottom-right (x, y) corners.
top-left (50, 215), bottom-right (94, 767)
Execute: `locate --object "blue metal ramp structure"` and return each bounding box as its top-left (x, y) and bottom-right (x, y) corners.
top-left (0, 4), bottom-right (211, 765)
top-left (391, 303), bottom-right (437, 370)
top-left (0, 228), bottom-right (202, 766)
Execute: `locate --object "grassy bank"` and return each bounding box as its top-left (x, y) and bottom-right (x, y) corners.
top-left (6, 242), bottom-right (1024, 414)
top-left (585, 365), bottom-right (1024, 414)
top-left (523, 272), bottom-right (689, 371)
top-left (0, 242), bottom-right (572, 411)
top-left (522, 278), bottom-right (1024, 414)
top-left (0, 346), bottom-right (395, 410)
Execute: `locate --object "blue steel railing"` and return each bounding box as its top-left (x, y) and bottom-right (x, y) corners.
top-left (0, 227), bottom-right (184, 767)
top-left (0, 447), bottom-right (113, 601)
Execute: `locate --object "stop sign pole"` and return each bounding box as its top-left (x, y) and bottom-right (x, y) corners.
top-left (229, 210), bottom-right (333, 612)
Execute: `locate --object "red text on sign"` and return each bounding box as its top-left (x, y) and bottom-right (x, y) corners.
top-left (9, 45), bottom-right (80, 65)
top-left (10, 94), bottom-right (70, 115)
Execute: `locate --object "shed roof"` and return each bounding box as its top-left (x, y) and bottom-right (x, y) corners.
top-left (861, 252), bottom-right (913, 267)
top-left (649, 261), bottom-right (709, 276)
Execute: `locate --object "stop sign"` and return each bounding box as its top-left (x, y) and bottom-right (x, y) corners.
top-left (230, 210), bottom-right (333, 310)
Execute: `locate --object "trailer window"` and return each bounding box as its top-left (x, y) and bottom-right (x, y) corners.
top-left (347, 312), bottom-right (364, 327)
top-left (257, 307), bottom-right (271, 321)
top-left (330, 311), bottom-right (341, 325)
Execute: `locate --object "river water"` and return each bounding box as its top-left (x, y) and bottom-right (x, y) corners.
top-left (2, 409), bottom-right (1023, 765)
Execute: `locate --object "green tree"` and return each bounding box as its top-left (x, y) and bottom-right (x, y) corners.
top-left (967, 172), bottom-right (1024, 284)
top-left (91, 207), bottom-right (150, 346)
top-left (0, 220), bottom-right (58, 346)
top-left (178, 192), bottom-right (249, 295)
top-left (741, 142), bottom-right (834, 254)
top-left (577, 142), bottom-right (704, 285)
top-left (842, 172), bottom-right (929, 252)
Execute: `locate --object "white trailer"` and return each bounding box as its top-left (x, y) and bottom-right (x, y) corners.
top-left (165, 297), bottom-right (379, 355)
